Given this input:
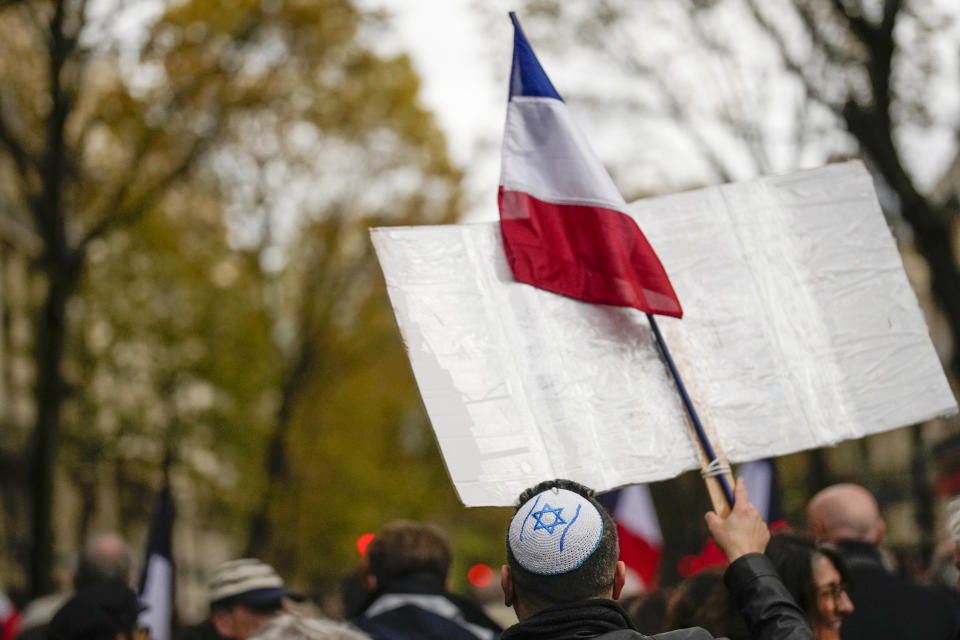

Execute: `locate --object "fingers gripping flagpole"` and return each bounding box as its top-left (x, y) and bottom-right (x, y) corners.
top-left (646, 314), bottom-right (735, 513)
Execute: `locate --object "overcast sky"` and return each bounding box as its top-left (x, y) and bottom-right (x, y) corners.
top-left (364, 1), bottom-right (511, 221)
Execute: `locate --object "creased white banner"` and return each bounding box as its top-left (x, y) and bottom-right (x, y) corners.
top-left (372, 162), bottom-right (957, 507)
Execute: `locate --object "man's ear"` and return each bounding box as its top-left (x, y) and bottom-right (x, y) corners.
top-left (809, 518), bottom-right (826, 541)
top-left (611, 561), bottom-right (627, 600)
top-left (366, 573), bottom-right (377, 591)
top-left (212, 610), bottom-right (235, 638)
top-left (501, 564), bottom-right (514, 607)
top-left (872, 518), bottom-right (886, 545)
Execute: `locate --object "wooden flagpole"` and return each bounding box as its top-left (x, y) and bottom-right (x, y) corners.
top-left (646, 313), bottom-right (735, 516)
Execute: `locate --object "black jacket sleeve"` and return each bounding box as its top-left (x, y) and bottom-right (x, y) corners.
top-left (724, 553), bottom-right (815, 640)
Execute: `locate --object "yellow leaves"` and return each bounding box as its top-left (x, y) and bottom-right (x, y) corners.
top-left (2, 0), bottom-right (479, 598)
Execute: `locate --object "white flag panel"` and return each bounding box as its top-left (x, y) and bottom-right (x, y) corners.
top-left (371, 162), bottom-right (957, 506)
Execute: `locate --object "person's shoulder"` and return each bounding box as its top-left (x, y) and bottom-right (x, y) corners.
top-left (357, 603), bottom-right (493, 640)
top-left (16, 592), bottom-right (70, 633)
top-left (175, 619), bottom-right (226, 640)
top-left (595, 628), bottom-right (716, 640)
top-left (651, 627), bottom-right (716, 640)
top-left (442, 591), bottom-right (503, 632)
top-left (900, 581), bottom-right (958, 620)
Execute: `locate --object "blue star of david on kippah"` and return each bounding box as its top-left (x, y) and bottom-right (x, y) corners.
top-left (531, 503), bottom-right (566, 535)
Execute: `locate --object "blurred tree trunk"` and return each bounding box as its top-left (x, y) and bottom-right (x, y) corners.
top-left (24, 0), bottom-right (83, 597)
top-left (807, 448), bottom-right (831, 495)
top-left (245, 344), bottom-right (314, 558)
top-left (29, 264), bottom-right (80, 596)
top-left (911, 424), bottom-right (934, 565)
top-left (3, 0), bottom-right (217, 594)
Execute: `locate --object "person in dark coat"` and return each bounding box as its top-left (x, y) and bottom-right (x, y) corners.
top-left (353, 520), bottom-right (501, 640)
top-left (807, 483), bottom-right (960, 640)
top-left (47, 579), bottom-right (144, 640)
top-left (16, 533), bottom-right (133, 640)
top-left (499, 477), bottom-right (814, 640)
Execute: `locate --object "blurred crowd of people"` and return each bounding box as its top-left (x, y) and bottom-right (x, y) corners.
top-left (2, 480), bottom-right (959, 640)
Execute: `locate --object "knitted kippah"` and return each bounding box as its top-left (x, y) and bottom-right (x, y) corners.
top-left (508, 487), bottom-right (604, 575)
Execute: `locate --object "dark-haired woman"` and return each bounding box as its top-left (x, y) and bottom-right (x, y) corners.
top-left (765, 533), bottom-right (854, 640)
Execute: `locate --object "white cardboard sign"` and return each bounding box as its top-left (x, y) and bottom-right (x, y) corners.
top-left (371, 162), bottom-right (957, 507)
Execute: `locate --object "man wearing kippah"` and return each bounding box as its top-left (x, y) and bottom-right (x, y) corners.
top-left (500, 478), bottom-right (814, 640)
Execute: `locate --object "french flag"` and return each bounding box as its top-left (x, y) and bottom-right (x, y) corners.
top-left (601, 484), bottom-right (663, 589)
top-left (498, 13), bottom-right (682, 318)
top-left (139, 483), bottom-right (175, 640)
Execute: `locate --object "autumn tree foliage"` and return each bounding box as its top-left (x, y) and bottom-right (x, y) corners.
top-left (0, 0), bottom-right (492, 598)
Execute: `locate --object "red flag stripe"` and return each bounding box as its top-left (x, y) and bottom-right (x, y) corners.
top-left (616, 522), bottom-right (662, 588)
top-left (499, 189), bottom-right (683, 317)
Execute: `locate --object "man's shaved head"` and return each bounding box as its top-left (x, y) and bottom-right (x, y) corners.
top-left (74, 532), bottom-right (133, 588)
top-left (806, 484), bottom-right (885, 544)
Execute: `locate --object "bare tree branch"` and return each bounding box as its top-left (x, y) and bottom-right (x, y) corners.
top-left (82, 127), bottom-right (166, 241)
top-left (829, 0), bottom-right (873, 45)
top-left (745, 0), bottom-right (837, 109)
top-left (82, 2), bottom-right (264, 245)
top-left (880, 0), bottom-right (901, 35)
top-left (794, 3), bottom-right (858, 65)
top-left (689, 7), bottom-right (774, 174)
top-left (603, 33), bottom-right (738, 182)
top-left (0, 108), bottom-right (38, 183)
top-left (80, 128), bottom-right (220, 247)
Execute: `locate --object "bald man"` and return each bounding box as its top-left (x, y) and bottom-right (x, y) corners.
top-left (807, 484), bottom-right (959, 640)
top-left (15, 531), bottom-right (134, 640)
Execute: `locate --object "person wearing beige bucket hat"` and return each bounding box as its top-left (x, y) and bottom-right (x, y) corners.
top-left (178, 559), bottom-right (293, 640)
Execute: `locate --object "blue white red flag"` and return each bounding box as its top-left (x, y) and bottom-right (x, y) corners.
top-left (139, 484), bottom-right (175, 640)
top-left (600, 484), bottom-right (663, 589)
top-left (498, 13), bottom-right (682, 317)
top-left (738, 458), bottom-right (780, 524)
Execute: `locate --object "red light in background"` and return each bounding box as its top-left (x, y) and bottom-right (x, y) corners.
top-left (356, 533), bottom-right (375, 556)
top-left (467, 563), bottom-right (494, 588)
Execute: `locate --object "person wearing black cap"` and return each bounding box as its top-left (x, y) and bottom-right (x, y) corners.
top-left (178, 559), bottom-right (289, 640)
top-left (47, 579), bottom-right (144, 640)
top-left (500, 477), bottom-right (815, 640)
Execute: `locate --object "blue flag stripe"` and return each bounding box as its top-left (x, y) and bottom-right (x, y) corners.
top-left (509, 13), bottom-right (563, 101)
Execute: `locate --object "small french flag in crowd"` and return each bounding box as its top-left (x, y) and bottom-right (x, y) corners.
top-left (600, 484), bottom-right (663, 589)
top-left (498, 13), bottom-right (682, 318)
top-left (139, 483), bottom-right (175, 640)
top-left (604, 459), bottom-right (782, 585)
